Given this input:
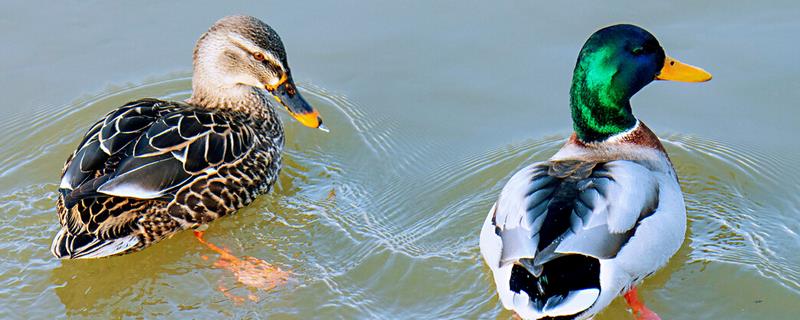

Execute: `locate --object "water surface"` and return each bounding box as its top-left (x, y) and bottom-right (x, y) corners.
top-left (1, 1), bottom-right (799, 319)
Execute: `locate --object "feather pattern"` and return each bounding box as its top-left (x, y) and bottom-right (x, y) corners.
top-left (493, 160), bottom-right (658, 268)
top-left (52, 97), bottom-right (283, 259)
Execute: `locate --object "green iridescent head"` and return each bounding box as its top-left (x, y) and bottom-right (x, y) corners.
top-left (569, 24), bottom-right (711, 142)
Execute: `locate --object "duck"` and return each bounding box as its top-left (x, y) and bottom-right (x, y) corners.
top-left (50, 15), bottom-right (326, 259)
top-left (479, 24), bottom-right (711, 320)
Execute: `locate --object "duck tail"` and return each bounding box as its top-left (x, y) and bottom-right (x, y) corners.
top-left (504, 255), bottom-right (601, 319)
top-left (50, 227), bottom-right (140, 259)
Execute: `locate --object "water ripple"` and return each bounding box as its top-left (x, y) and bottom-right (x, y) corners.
top-left (1, 72), bottom-right (798, 319)
top-left (663, 134), bottom-right (800, 295)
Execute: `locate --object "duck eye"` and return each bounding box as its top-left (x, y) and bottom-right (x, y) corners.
top-left (631, 47), bottom-right (645, 55)
top-left (253, 52), bottom-right (265, 61)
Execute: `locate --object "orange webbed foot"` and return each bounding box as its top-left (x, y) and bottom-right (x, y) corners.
top-left (194, 230), bottom-right (291, 296)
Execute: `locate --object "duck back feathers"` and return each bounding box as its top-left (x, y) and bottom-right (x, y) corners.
top-left (52, 98), bottom-right (282, 258)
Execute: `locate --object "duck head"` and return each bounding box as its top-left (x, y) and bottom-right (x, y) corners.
top-left (191, 15), bottom-right (326, 131)
top-left (570, 24), bottom-right (711, 142)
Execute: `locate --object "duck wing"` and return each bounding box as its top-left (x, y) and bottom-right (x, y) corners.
top-left (52, 99), bottom-right (261, 259)
top-left (59, 99), bottom-right (255, 207)
top-left (480, 159), bottom-right (661, 319)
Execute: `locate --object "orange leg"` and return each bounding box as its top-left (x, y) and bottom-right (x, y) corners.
top-left (623, 287), bottom-right (661, 320)
top-left (194, 231), bottom-right (238, 261)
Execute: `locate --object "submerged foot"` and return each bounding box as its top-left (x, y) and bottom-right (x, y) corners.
top-left (623, 287), bottom-right (661, 320)
top-left (194, 230), bottom-right (290, 295)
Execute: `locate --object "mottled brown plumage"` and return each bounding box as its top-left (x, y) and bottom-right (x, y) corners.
top-left (51, 16), bottom-right (324, 259)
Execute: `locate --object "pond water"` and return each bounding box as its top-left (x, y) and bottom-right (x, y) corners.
top-left (1, 1), bottom-right (798, 319)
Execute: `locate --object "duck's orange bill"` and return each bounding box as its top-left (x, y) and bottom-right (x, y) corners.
top-left (268, 76), bottom-right (327, 131)
top-left (656, 56), bottom-right (712, 82)
top-left (289, 109), bottom-right (322, 129)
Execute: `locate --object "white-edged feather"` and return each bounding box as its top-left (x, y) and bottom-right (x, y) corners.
top-left (51, 227), bottom-right (140, 259)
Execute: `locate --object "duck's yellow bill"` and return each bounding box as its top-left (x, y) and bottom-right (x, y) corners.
top-left (656, 56), bottom-right (712, 82)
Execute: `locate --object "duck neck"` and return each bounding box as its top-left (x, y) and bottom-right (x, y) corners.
top-left (569, 60), bottom-right (637, 143)
top-left (188, 80), bottom-right (270, 115)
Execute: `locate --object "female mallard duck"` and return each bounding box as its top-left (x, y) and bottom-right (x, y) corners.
top-left (50, 15), bottom-right (326, 259)
top-left (479, 24), bottom-right (711, 319)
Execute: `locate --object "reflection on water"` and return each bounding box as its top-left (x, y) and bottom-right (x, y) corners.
top-left (0, 76), bottom-right (798, 319)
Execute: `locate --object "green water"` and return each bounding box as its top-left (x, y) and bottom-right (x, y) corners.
top-left (1, 1), bottom-right (799, 319)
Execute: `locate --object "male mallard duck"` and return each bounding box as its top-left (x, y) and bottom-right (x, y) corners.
top-left (479, 24), bottom-right (711, 319)
top-left (51, 15), bottom-right (326, 259)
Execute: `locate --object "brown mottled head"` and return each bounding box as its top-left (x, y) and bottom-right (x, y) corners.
top-left (191, 15), bottom-right (325, 130)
